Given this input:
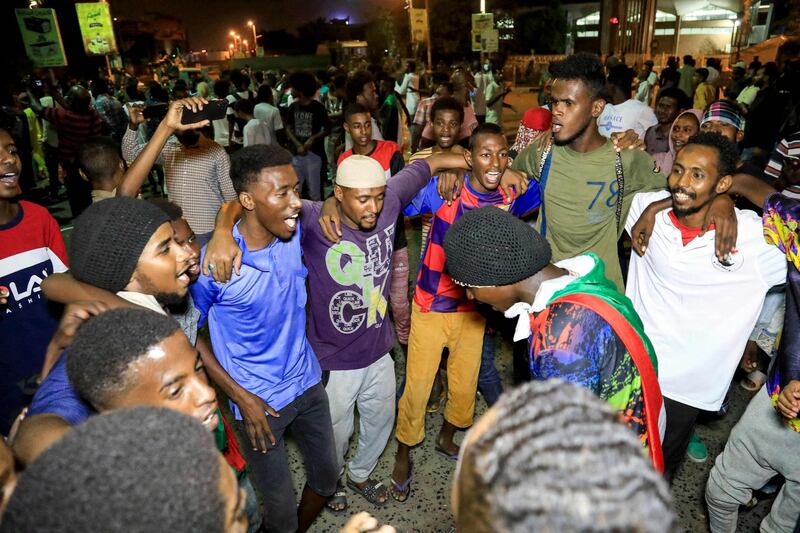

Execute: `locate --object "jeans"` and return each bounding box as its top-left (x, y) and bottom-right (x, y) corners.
top-left (234, 382), bottom-right (338, 533)
top-left (292, 152), bottom-right (323, 201)
top-left (477, 328), bottom-right (503, 406)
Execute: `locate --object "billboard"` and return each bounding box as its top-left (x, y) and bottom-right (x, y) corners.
top-left (409, 8), bottom-right (428, 44)
top-left (15, 8), bottom-right (68, 68)
top-left (75, 2), bottom-right (118, 55)
top-left (471, 13), bottom-right (494, 52)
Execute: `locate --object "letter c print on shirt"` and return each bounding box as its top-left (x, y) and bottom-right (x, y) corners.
top-left (325, 230), bottom-right (393, 334)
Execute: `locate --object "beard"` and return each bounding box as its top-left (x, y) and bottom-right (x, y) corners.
top-left (670, 188), bottom-right (713, 218)
top-left (135, 270), bottom-right (186, 307)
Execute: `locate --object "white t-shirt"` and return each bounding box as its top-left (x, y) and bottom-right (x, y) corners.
top-left (253, 102), bottom-right (284, 140)
top-left (625, 191), bottom-right (787, 411)
top-left (242, 118), bottom-right (274, 147)
top-left (598, 99), bottom-right (658, 140)
top-left (225, 91), bottom-right (253, 144)
top-left (485, 80), bottom-right (504, 125)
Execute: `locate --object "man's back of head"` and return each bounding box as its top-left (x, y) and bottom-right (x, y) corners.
top-left (0, 407), bottom-right (235, 533)
top-left (453, 380), bottom-right (675, 533)
top-left (77, 136), bottom-right (122, 189)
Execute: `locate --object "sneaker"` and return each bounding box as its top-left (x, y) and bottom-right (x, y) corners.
top-left (686, 432), bottom-right (708, 463)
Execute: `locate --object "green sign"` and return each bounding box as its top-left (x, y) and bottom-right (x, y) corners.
top-left (15, 8), bottom-right (68, 68)
top-left (75, 2), bottom-right (118, 56)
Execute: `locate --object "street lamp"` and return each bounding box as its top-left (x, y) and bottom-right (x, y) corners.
top-left (228, 42), bottom-right (234, 59)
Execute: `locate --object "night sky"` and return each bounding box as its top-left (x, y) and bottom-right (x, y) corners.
top-left (111, 0), bottom-right (399, 51)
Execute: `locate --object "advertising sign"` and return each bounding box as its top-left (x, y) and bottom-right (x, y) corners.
top-left (15, 8), bottom-right (68, 68)
top-left (75, 2), bottom-right (118, 55)
top-left (409, 8), bottom-right (428, 43)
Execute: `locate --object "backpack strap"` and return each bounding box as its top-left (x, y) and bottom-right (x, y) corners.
top-left (614, 151), bottom-right (625, 234)
top-left (530, 294), bottom-right (664, 473)
top-left (536, 140), bottom-right (554, 238)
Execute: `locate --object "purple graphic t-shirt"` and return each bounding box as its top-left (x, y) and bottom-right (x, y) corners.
top-left (300, 160), bottom-right (434, 371)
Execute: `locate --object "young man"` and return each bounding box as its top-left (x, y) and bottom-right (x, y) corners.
top-left (285, 71), bottom-right (330, 201)
top-left (2, 407), bottom-right (248, 533)
top-left (411, 74), bottom-right (450, 152)
top-left (451, 380), bottom-right (674, 533)
top-left (25, 83), bottom-right (104, 217)
top-left (598, 64), bottom-right (658, 140)
top-left (344, 71), bottom-right (383, 151)
top-left (704, 169), bottom-right (800, 533)
top-left (302, 151), bottom-right (468, 511)
top-left (226, 72), bottom-right (255, 152)
top-left (678, 55), bottom-right (697, 100)
top-left (395, 60), bottom-right (420, 118)
top-left (0, 120), bottom-right (68, 435)
top-left (692, 68), bottom-right (715, 111)
top-left (235, 99), bottom-right (274, 147)
top-left (122, 101), bottom-right (236, 235)
top-left (76, 136), bottom-right (125, 202)
top-left (338, 103), bottom-right (410, 350)
top-left (377, 72), bottom-right (410, 150)
top-left (442, 206), bottom-right (664, 469)
top-left (624, 132), bottom-right (786, 481)
top-left (635, 60), bottom-right (658, 104)
top-left (484, 70), bottom-right (514, 126)
top-left (391, 123), bottom-right (539, 501)
top-left (190, 145), bottom-right (338, 533)
top-left (512, 53), bottom-right (665, 291)
top-left (644, 87), bottom-right (688, 156)
top-left (253, 84), bottom-right (284, 145)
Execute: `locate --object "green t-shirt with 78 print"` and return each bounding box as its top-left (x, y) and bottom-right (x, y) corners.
top-left (512, 139), bottom-right (665, 291)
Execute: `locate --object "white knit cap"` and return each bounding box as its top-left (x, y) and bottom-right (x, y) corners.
top-left (336, 155), bottom-right (387, 188)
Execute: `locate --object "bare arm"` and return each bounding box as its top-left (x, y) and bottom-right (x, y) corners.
top-left (201, 201), bottom-right (244, 283)
top-left (41, 273), bottom-right (133, 309)
top-left (727, 171), bottom-right (778, 208)
top-left (117, 97), bottom-right (210, 198)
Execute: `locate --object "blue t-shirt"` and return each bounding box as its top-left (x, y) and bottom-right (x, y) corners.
top-left (191, 222), bottom-right (321, 418)
top-left (28, 352), bottom-right (94, 425)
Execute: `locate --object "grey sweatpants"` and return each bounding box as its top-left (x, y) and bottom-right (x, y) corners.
top-left (326, 353), bottom-right (396, 483)
top-left (706, 387), bottom-right (800, 533)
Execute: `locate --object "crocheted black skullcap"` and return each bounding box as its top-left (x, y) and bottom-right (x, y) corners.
top-left (444, 206), bottom-right (551, 287)
top-left (70, 197), bottom-right (170, 293)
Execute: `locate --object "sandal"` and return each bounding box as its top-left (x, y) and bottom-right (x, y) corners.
top-left (741, 370), bottom-right (767, 392)
top-left (346, 477), bottom-right (389, 507)
top-left (435, 445), bottom-right (460, 461)
top-left (389, 462), bottom-right (413, 503)
top-left (326, 479), bottom-right (348, 513)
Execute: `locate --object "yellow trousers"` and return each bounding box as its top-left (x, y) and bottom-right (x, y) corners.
top-left (395, 303), bottom-right (486, 446)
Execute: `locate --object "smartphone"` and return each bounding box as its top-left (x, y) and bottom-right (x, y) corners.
top-left (181, 99), bottom-right (228, 125)
top-left (142, 103), bottom-right (168, 120)
top-left (33, 79), bottom-right (44, 88)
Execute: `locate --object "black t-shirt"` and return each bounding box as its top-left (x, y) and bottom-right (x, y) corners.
top-left (286, 100), bottom-right (330, 156)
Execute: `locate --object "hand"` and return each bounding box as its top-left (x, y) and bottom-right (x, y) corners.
top-left (739, 340), bottom-right (760, 373)
top-left (776, 380), bottom-right (800, 420)
top-left (42, 301), bottom-right (109, 379)
top-left (202, 231), bottom-right (242, 283)
top-left (297, 144), bottom-right (307, 156)
top-left (611, 129), bottom-right (645, 152)
top-left (234, 390), bottom-right (280, 453)
top-left (127, 104), bottom-right (146, 127)
top-left (340, 512), bottom-right (396, 533)
top-left (499, 168), bottom-right (529, 203)
top-left (700, 194), bottom-right (737, 262)
top-left (0, 285), bottom-right (8, 306)
top-left (318, 196), bottom-right (342, 244)
top-left (630, 204), bottom-right (658, 257)
top-left (437, 169), bottom-right (466, 204)
top-left (163, 97), bottom-right (210, 131)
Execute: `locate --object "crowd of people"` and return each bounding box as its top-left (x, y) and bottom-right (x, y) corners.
top-left (1, 48), bottom-right (800, 533)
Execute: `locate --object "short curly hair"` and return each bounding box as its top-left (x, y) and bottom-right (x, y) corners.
top-left (431, 96), bottom-right (464, 125)
top-left (1, 406), bottom-right (226, 533)
top-left (66, 308), bottom-right (181, 411)
top-left (230, 144), bottom-right (293, 194)
top-left (549, 52), bottom-right (607, 99)
top-left (288, 70), bottom-right (318, 99)
top-left (684, 131), bottom-right (740, 178)
top-left (455, 380), bottom-right (675, 533)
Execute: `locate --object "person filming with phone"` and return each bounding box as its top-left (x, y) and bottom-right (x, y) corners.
top-left (122, 96), bottom-right (237, 241)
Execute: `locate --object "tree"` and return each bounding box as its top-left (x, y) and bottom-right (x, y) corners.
top-left (515, 1), bottom-right (568, 55)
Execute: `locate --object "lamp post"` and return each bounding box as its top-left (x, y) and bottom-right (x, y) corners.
top-left (228, 43), bottom-right (234, 59)
top-left (243, 39), bottom-right (249, 56)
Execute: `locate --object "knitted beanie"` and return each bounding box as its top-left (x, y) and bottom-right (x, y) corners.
top-left (443, 206), bottom-right (551, 287)
top-left (70, 197), bottom-right (170, 293)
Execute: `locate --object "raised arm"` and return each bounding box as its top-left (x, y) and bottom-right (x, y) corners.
top-left (117, 97), bottom-right (210, 198)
